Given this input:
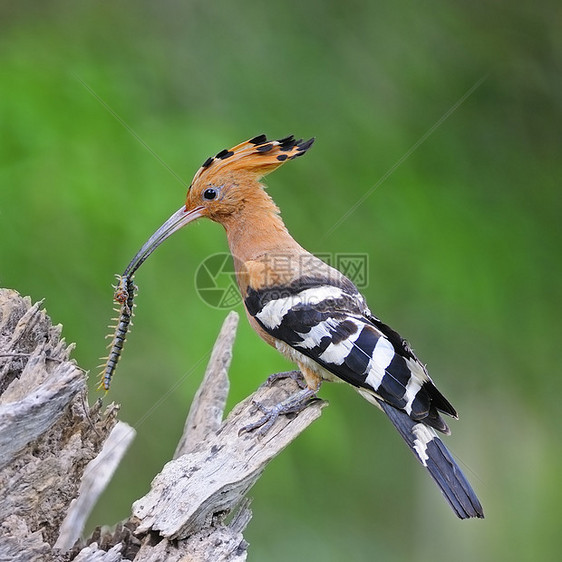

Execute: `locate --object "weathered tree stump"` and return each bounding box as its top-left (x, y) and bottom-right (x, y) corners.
top-left (0, 288), bottom-right (327, 561)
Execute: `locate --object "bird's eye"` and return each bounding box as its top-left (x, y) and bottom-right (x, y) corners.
top-left (203, 188), bottom-right (217, 201)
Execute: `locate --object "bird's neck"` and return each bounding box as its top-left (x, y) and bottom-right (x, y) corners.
top-left (217, 185), bottom-right (311, 295)
top-left (223, 204), bottom-right (302, 264)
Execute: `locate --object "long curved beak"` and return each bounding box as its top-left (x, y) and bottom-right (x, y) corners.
top-left (123, 205), bottom-right (204, 277)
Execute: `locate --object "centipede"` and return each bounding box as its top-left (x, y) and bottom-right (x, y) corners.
top-left (98, 274), bottom-right (137, 391)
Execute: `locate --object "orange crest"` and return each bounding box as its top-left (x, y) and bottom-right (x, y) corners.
top-left (191, 134), bottom-right (315, 184)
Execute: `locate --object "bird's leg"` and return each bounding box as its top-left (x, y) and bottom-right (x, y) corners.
top-left (240, 367), bottom-right (321, 436)
top-left (263, 369), bottom-right (307, 389)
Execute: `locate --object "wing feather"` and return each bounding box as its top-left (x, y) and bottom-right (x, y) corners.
top-left (245, 277), bottom-right (454, 432)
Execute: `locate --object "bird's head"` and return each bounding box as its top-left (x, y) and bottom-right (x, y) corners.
top-left (123, 134), bottom-right (314, 276)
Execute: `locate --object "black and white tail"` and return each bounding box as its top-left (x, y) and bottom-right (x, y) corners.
top-left (377, 399), bottom-right (484, 519)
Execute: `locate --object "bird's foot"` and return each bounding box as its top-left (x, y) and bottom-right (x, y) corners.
top-left (240, 387), bottom-right (318, 436)
top-left (262, 370), bottom-right (306, 389)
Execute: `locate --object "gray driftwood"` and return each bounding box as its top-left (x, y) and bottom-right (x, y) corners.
top-left (0, 289), bottom-right (327, 561)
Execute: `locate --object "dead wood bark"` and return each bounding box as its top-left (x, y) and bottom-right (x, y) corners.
top-left (0, 289), bottom-right (121, 560)
top-left (0, 289), bottom-right (327, 561)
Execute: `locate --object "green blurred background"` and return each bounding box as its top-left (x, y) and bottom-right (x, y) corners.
top-left (1, 1), bottom-right (561, 560)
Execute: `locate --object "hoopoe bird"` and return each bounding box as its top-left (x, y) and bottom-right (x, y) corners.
top-left (120, 134), bottom-right (483, 519)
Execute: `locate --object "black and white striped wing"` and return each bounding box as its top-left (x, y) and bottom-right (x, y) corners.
top-left (245, 277), bottom-right (484, 519)
top-left (245, 277), bottom-right (455, 432)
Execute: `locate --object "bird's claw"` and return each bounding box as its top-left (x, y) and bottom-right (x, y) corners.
top-left (263, 370), bottom-right (307, 389)
top-left (239, 402), bottom-right (283, 436)
top-left (239, 388), bottom-right (317, 437)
